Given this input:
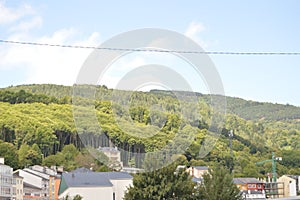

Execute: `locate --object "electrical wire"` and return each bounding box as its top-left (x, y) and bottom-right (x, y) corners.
top-left (1, 39), bottom-right (300, 55)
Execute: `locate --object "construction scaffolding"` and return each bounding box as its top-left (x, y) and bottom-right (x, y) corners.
top-left (264, 182), bottom-right (284, 199)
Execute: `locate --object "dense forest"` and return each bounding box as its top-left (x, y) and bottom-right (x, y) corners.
top-left (0, 84), bottom-right (300, 178)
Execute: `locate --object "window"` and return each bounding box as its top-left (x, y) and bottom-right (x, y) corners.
top-left (258, 184), bottom-right (262, 189)
top-left (1, 187), bottom-right (11, 195)
top-left (248, 184), bottom-right (256, 188)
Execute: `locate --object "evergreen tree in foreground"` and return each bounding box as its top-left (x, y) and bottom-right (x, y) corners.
top-left (124, 162), bottom-right (196, 200)
top-left (198, 166), bottom-right (243, 200)
top-left (125, 163), bottom-right (243, 200)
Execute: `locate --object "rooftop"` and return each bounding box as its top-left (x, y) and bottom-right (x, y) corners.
top-left (59, 169), bottom-right (133, 196)
top-left (62, 169), bottom-right (133, 188)
top-left (63, 172), bottom-right (113, 187)
top-left (192, 166), bottom-right (209, 170)
top-left (287, 175), bottom-right (300, 180)
top-left (98, 172), bottom-right (133, 180)
top-left (98, 146), bottom-right (120, 152)
top-left (233, 178), bottom-right (264, 184)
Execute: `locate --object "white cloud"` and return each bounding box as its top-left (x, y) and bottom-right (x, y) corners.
top-left (89, 23), bottom-right (210, 90)
top-left (0, 2), bottom-right (35, 25)
top-left (184, 21), bottom-right (208, 49)
top-left (185, 21), bottom-right (206, 37)
top-left (0, 29), bottom-right (101, 85)
top-left (38, 28), bottom-right (78, 44)
top-left (0, 4), bottom-right (212, 89)
top-left (0, 2), bottom-right (102, 86)
top-left (9, 16), bottom-right (42, 32)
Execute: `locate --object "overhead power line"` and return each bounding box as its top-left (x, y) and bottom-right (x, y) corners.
top-left (1, 39), bottom-right (300, 56)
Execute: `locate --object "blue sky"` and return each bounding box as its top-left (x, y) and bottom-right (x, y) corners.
top-left (0, 1), bottom-right (300, 106)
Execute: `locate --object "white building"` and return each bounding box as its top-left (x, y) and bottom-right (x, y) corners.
top-left (12, 172), bottom-right (23, 200)
top-left (58, 169), bottom-right (133, 200)
top-left (98, 146), bottom-right (123, 170)
top-left (0, 158), bottom-right (13, 200)
top-left (187, 166), bottom-right (209, 179)
top-left (278, 175), bottom-right (300, 197)
top-left (15, 165), bottom-right (62, 200)
top-left (241, 190), bottom-right (266, 200)
top-left (14, 169), bottom-right (49, 200)
top-left (27, 165), bottom-right (61, 200)
top-left (121, 167), bottom-right (144, 174)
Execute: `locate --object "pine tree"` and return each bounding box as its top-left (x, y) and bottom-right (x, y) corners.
top-left (197, 166), bottom-right (243, 200)
top-left (124, 163), bottom-right (196, 200)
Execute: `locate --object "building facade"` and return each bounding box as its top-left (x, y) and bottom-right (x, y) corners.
top-left (27, 165), bottom-right (61, 200)
top-left (277, 175), bottom-right (299, 197)
top-left (187, 166), bottom-right (209, 179)
top-left (0, 158), bottom-right (13, 200)
top-left (98, 147), bottom-right (123, 170)
top-left (12, 173), bottom-right (23, 200)
top-left (58, 169), bottom-right (133, 200)
top-left (15, 166), bottom-right (61, 200)
top-left (233, 178), bottom-right (265, 191)
top-left (241, 190), bottom-right (266, 200)
top-left (15, 169), bottom-right (44, 199)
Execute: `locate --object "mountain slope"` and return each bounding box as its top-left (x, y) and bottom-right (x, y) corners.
top-left (4, 84), bottom-right (300, 121)
top-left (0, 84), bottom-right (300, 176)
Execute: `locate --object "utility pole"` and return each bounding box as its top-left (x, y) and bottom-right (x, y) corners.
top-left (228, 130), bottom-right (234, 173)
top-left (228, 130), bottom-right (233, 158)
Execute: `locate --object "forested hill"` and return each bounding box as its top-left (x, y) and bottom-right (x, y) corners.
top-left (0, 84), bottom-right (300, 177)
top-left (225, 96), bottom-right (300, 121)
top-left (4, 84), bottom-right (300, 121)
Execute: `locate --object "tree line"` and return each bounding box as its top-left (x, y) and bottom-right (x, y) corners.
top-left (0, 85), bottom-right (300, 178)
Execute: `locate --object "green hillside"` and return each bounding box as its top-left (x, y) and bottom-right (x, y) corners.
top-left (0, 84), bottom-right (300, 177)
top-left (225, 96), bottom-right (300, 121)
top-left (5, 84), bottom-right (300, 121)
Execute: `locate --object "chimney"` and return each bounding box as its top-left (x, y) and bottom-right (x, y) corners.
top-left (0, 157), bottom-right (4, 164)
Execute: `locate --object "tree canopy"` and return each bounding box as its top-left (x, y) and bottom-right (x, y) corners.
top-left (0, 84), bottom-right (299, 177)
top-left (197, 166), bottom-right (243, 200)
top-left (124, 163), bottom-right (196, 200)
